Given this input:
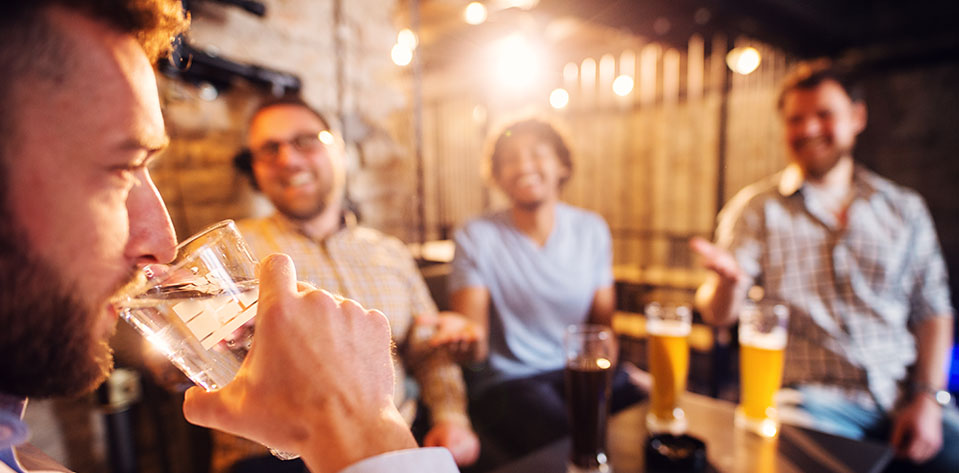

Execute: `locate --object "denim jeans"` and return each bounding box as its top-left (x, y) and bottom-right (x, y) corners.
top-left (782, 384), bottom-right (959, 473)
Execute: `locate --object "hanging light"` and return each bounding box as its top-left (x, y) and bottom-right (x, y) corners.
top-left (464, 2), bottom-right (488, 25)
top-left (726, 46), bottom-right (762, 75)
top-left (549, 88), bottom-right (569, 109)
top-left (397, 28), bottom-right (418, 50)
top-left (612, 75), bottom-right (634, 96)
top-left (491, 34), bottom-right (542, 91)
top-left (391, 43), bottom-right (413, 66)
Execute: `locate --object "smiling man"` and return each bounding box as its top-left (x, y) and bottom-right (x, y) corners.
top-left (222, 97), bottom-right (480, 471)
top-left (692, 62), bottom-right (958, 472)
top-left (0, 1), bottom-right (456, 472)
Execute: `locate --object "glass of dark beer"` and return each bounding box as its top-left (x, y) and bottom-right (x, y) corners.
top-left (564, 324), bottom-right (616, 473)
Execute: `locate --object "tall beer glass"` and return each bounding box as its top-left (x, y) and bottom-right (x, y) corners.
top-left (736, 301), bottom-right (789, 438)
top-left (564, 324), bottom-right (616, 473)
top-left (645, 303), bottom-right (691, 434)
top-left (114, 220), bottom-right (296, 459)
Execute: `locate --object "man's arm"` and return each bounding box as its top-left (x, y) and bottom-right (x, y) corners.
top-left (588, 285), bottom-right (616, 327)
top-left (890, 314), bottom-right (954, 463)
top-left (181, 255), bottom-right (431, 473)
top-left (407, 340), bottom-right (480, 466)
top-left (691, 237), bottom-right (751, 327)
top-left (450, 287), bottom-right (491, 363)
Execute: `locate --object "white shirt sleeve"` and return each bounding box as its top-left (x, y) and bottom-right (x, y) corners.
top-left (338, 447), bottom-right (458, 473)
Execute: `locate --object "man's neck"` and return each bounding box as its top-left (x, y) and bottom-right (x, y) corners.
top-left (293, 200), bottom-right (343, 241)
top-left (805, 155), bottom-right (855, 205)
top-left (510, 201), bottom-right (557, 246)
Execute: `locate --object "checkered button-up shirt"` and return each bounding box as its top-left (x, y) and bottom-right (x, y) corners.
top-left (716, 164), bottom-right (954, 411)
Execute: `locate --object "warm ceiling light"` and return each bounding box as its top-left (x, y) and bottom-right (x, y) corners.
top-left (492, 34), bottom-right (541, 90)
top-left (464, 2), bottom-right (488, 25)
top-left (391, 43), bottom-right (413, 66)
top-left (726, 46), bottom-right (761, 75)
top-left (397, 28), bottom-right (417, 50)
top-left (612, 74), bottom-right (634, 96)
top-left (549, 88), bottom-right (569, 109)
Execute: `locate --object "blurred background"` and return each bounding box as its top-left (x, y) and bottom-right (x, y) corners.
top-left (25, 0), bottom-right (959, 471)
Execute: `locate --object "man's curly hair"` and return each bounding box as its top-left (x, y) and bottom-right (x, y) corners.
top-left (0, 0), bottom-right (188, 63)
top-left (0, 0), bottom-right (188, 212)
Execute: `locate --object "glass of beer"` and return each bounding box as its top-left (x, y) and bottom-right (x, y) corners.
top-left (113, 220), bottom-right (296, 459)
top-left (736, 301), bottom-right (789, 438)
top-left (564, 324), bottom-right (616, 473)
top-left (645, 303), bottom-right (691, 434)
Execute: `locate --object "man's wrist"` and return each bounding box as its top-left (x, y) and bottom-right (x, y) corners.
top-left (910, 382), bottom-right (952, 407)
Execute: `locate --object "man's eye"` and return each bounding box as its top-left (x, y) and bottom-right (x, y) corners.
top-left (292, 134), bottom-right (320, 150)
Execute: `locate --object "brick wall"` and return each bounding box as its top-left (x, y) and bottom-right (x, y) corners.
top-left (153, 0), bottom-right (412, 241)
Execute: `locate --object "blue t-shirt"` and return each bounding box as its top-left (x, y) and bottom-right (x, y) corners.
top-left (449, 203), bottom-right (614, 392)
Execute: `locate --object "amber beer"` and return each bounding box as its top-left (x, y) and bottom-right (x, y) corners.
top-left (645, 304), bottom-right (691, 433)
top-left (739, 342), bottom-right (785, 419)
top-left (736, 303), bottom-right (789, 437)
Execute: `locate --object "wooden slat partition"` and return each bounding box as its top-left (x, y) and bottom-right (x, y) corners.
top-left (416, 34), bottom-right (793, 276)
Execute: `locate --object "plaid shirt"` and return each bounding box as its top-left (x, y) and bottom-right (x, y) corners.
top-left (716, 163), bottom-right (954, 411)
top-left (210, 214), bottom-right (469, 471)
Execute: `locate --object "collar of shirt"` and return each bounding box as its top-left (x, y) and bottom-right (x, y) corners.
top-left (268, 210), bottom-right (358, 243)
top-left (0, 394), bottom-right (28, 472)
top-left (777, 162), bottom-right (882, 200)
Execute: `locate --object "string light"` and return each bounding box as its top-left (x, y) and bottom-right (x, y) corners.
top-left (549, 88), bottom-right (569, 109)
top-left (464, 2), bottom-right (487, 25)
top-left (726, 46), bottom-right (762, 75)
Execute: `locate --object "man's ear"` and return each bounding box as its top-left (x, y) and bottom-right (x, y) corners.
top-left (852, 101), bottom-right (867, 135)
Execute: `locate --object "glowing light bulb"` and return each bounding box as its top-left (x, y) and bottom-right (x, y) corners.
top-left (391, 43), bottom-right (413, 66)
top-left (612, 74), bottom-right (634, 96)
top-left (549, 88), bottom-right (569, 109)
top-left (491, 34), bottom-right (541, 90)
top-left (464, 2), bottom-right (487, 25)
top-left (397, 28), bottom-right (417, 50)
top-left (726, 46), bottom-right (761, 75)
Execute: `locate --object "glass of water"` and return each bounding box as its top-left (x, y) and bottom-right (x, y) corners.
top-left (114, 219), bottom-right (296, 459)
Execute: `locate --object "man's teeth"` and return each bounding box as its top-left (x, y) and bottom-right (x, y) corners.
top-left (800, 137), bottom-right (828, 149)
top-left (288, 172), bottom-right (312, 187)
top-left (516, 175), bottom-right (539, 186)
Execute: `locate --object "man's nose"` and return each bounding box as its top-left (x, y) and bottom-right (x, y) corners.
top-left (797, 116), bottom-right (822, 136)
top-left (126, 170), bottom-right (177, 265)
top-left (273, 142), bottom-right (306, 168)
top-left (512, 151), bottom-right (536, 171)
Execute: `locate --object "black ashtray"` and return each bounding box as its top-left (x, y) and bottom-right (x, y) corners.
top-left (645, 433), bottom-right (707, 473)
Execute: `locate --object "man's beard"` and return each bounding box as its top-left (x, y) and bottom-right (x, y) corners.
top-left (276, 196), bottom-right (327, 221)
top-left (791, 138), bottom-right (850, 180)
top-left (0, 226), bottom-right (114, 398)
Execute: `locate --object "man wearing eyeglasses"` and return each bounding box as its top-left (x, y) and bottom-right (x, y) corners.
top-left (215, 96), bottom-right (480, 472)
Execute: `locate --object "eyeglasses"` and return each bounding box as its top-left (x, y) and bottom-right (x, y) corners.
top-left (251, 131), bottom-right (334, 164)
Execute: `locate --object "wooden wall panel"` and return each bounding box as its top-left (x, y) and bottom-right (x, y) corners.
top-left (418, 34), bottom-right (792, 275)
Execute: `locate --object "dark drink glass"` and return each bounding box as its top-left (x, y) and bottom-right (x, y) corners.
top-left (564, 324), bottom-right (615, 473)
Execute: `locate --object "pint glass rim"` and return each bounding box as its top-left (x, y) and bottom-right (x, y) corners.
top-left (175, 219), bottom-right (239, 255)
top-left (114, 219), bottom-right (253, 301)
top-left (565, 323), bottom-right (613, 340)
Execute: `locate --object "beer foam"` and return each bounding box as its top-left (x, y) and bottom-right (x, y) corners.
top-left (646, 319), bottom-right (691, 337)
top-left (740, 327), bottom-right (787, 350)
